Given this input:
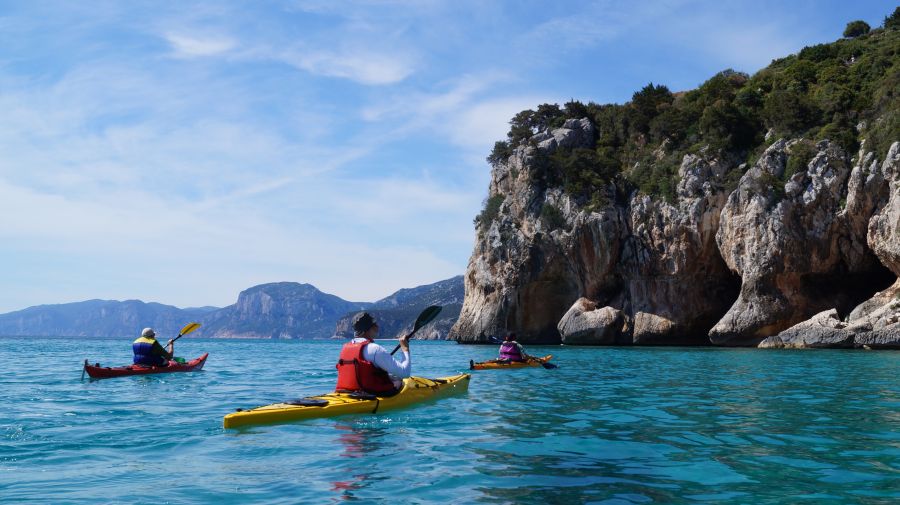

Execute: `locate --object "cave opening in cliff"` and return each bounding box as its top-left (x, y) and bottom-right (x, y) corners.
top-left (800, 262), bottom-right (897, 320)
top-left (684, 266), bottom-right (743, 346)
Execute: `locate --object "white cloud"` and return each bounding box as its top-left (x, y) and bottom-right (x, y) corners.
top-left (0, 175), bottom-right (464, 309)
top-left (327, 176), bottom-right (477, 224)
top-left (357, 72), bottom-right (561, 160)
top-left (278, 47), bottom-right (415, 85)
top-left (165, 33), bottom-right (236, 58)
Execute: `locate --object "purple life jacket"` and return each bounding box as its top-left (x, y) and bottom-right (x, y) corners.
top-left (499, 342), bottom-right (524, 361)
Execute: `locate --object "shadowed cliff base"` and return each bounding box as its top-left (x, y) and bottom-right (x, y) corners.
top-left (802, 266), bottom-right (896, 320)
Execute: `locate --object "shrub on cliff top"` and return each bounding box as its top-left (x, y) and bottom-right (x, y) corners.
top-left (487, 140), bottom-right (513, 166)
top-left (487, 7), bottom-right (899, 203)
top-left (844, 20), bottom-right (871, 38)
top-left (887, 7), bottom-right (900, 30)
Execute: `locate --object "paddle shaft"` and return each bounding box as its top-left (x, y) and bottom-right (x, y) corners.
top-left (390, 332), bottom-right (414, 356)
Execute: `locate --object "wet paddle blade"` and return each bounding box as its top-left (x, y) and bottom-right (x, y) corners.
top-left (390, 305), bottom-right (443, 355)
top-left (178, 322), bottom-right (201, 337)
top-left (412, 305), bottom-right (442, 333)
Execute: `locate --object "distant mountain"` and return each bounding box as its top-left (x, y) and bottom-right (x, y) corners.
top-left (0, 277), bottom-right (464, 340)
top-left (332, 275), bottom-right (464, 340)
top-left (196, 282), bottom-right (372, 339)
top-left (0, 299), bottom-right (216, 338)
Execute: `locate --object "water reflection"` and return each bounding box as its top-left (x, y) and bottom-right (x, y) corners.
top-left (329, 422), bottom-right (390, 502)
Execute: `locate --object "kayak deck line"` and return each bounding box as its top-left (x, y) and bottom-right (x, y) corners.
top-left (223, 373), bottom-right (470, 428)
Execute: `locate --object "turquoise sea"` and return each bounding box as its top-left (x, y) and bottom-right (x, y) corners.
top-left (1, 337), bottom-right (898, 504)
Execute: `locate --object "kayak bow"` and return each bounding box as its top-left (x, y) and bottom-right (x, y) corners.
top-left (223, 373), bottom-right (470, 428)
top-left (83, 353), bottom-right (209, 379)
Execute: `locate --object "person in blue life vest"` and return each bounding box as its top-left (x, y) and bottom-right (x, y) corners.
top-left (335, 312), bottom-right (411, 395)
top-left (497, 332), bottom-right (534, 362)
top-left (132, 327), bottom-right (174, 366)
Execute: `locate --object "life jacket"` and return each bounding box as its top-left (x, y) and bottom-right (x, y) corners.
top-left (335, 340), bottom-right (397, 394)
top-left (133, 336), bottom-right (168, 366)
top-left (499, 341), bottom-right (524, 361)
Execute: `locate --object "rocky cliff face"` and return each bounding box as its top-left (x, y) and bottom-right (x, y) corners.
top-left (758, 142), bottom-right (900, 349)
top-left (711, 140), bottom-right (897, 345)
top-left (450, 118), bottom-right (899, 347)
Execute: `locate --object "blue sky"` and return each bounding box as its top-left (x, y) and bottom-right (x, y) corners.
top-left (0, 0), bottom-right (893, 312)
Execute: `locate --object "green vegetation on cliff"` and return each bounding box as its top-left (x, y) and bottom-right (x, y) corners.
top-left (485, 9), bottom-right (900, 212)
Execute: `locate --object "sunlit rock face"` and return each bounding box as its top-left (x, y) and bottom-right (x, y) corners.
top-left (451, 116), bottom-right (898, 348)
top-left (713, 141), bottom-right (898, 346)
top-left (757, 143), bottom-right (900, 349)
top-left (452, 119), bottom-right (740, 345)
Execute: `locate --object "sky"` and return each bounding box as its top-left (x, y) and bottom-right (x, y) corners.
top-left (0, 0), bottom-right (893, 313)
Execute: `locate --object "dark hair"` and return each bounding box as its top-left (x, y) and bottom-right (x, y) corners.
top-left (504, 332), bottom-right (516, 342)
top-left (353, 312), bottom-right (376, 334)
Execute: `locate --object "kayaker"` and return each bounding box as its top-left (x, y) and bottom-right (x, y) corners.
top-left (132, 327), bottom-right (174, 367)
top-left (335, 312), bottom-right (410, 395)
top-left (498, 332), bottom-right (533, 363)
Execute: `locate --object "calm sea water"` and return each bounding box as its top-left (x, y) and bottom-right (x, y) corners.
top-left (1, 337), bottom-right (898, 504)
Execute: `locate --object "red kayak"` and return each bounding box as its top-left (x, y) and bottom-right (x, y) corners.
top-left (83, 353), bottom-right (209, 379)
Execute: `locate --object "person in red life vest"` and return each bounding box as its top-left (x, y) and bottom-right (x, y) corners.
top-left (497, 332), bottom-right (533, 363)
top-left (335, 312), bottom-right (411, 395)
top-left (132, 327), bottom-right (174, 366)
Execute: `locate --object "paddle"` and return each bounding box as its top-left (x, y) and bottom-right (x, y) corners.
top-left (390, 305), bottom-right (442, 356)
top-left (534, 357), bottom-right (558, 369)
top-left (167, 322), bottom-right (201, 362)
top-left (171, 322), bottom-right (201, 344)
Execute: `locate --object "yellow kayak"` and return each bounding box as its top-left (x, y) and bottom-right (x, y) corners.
top-left (223, 374), bottom-right (470, 428)
top-left (470, 355), bottom-right (553, 370)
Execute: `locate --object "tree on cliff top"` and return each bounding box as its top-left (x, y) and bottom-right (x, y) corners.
top-left (486, 6), bottom-right (900, 207)
top-left (884, 7), bottom-right (900, 30)
top-left (843, 20), bottom-right (871, 38)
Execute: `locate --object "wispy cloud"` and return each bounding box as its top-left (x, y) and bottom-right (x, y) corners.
top-left (278, 47), bottom-right (415, 85)
top-left (165, 32), bottom-right (236, 58)
top-left (0, 0), bottom-right (891, 313)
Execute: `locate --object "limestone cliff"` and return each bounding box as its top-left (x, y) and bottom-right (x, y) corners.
top-left (452, 119), bottom-right (742, 345)
top-left (451, 18), bottom-right (900, 347)
top-left (712, 141), bottom-right (897, 345)
top-left (758, 143), bottom-right (900, 349)
top-left (451, 124), bottom-right (898, 346)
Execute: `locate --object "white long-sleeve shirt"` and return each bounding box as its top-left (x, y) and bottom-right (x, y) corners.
top-left (352, 338), bottom-right (411, 386)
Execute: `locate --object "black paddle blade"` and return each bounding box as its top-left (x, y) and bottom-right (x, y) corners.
top-left (412, 305), bottom-right (442, 332)
top-left (541, 362), bottom-right (558, 369)
top-left (390, 305), bottom-right (443, 355)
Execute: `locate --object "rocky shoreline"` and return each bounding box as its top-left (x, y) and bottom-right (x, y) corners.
top-left (449, 117), bottom-right (900, 349)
